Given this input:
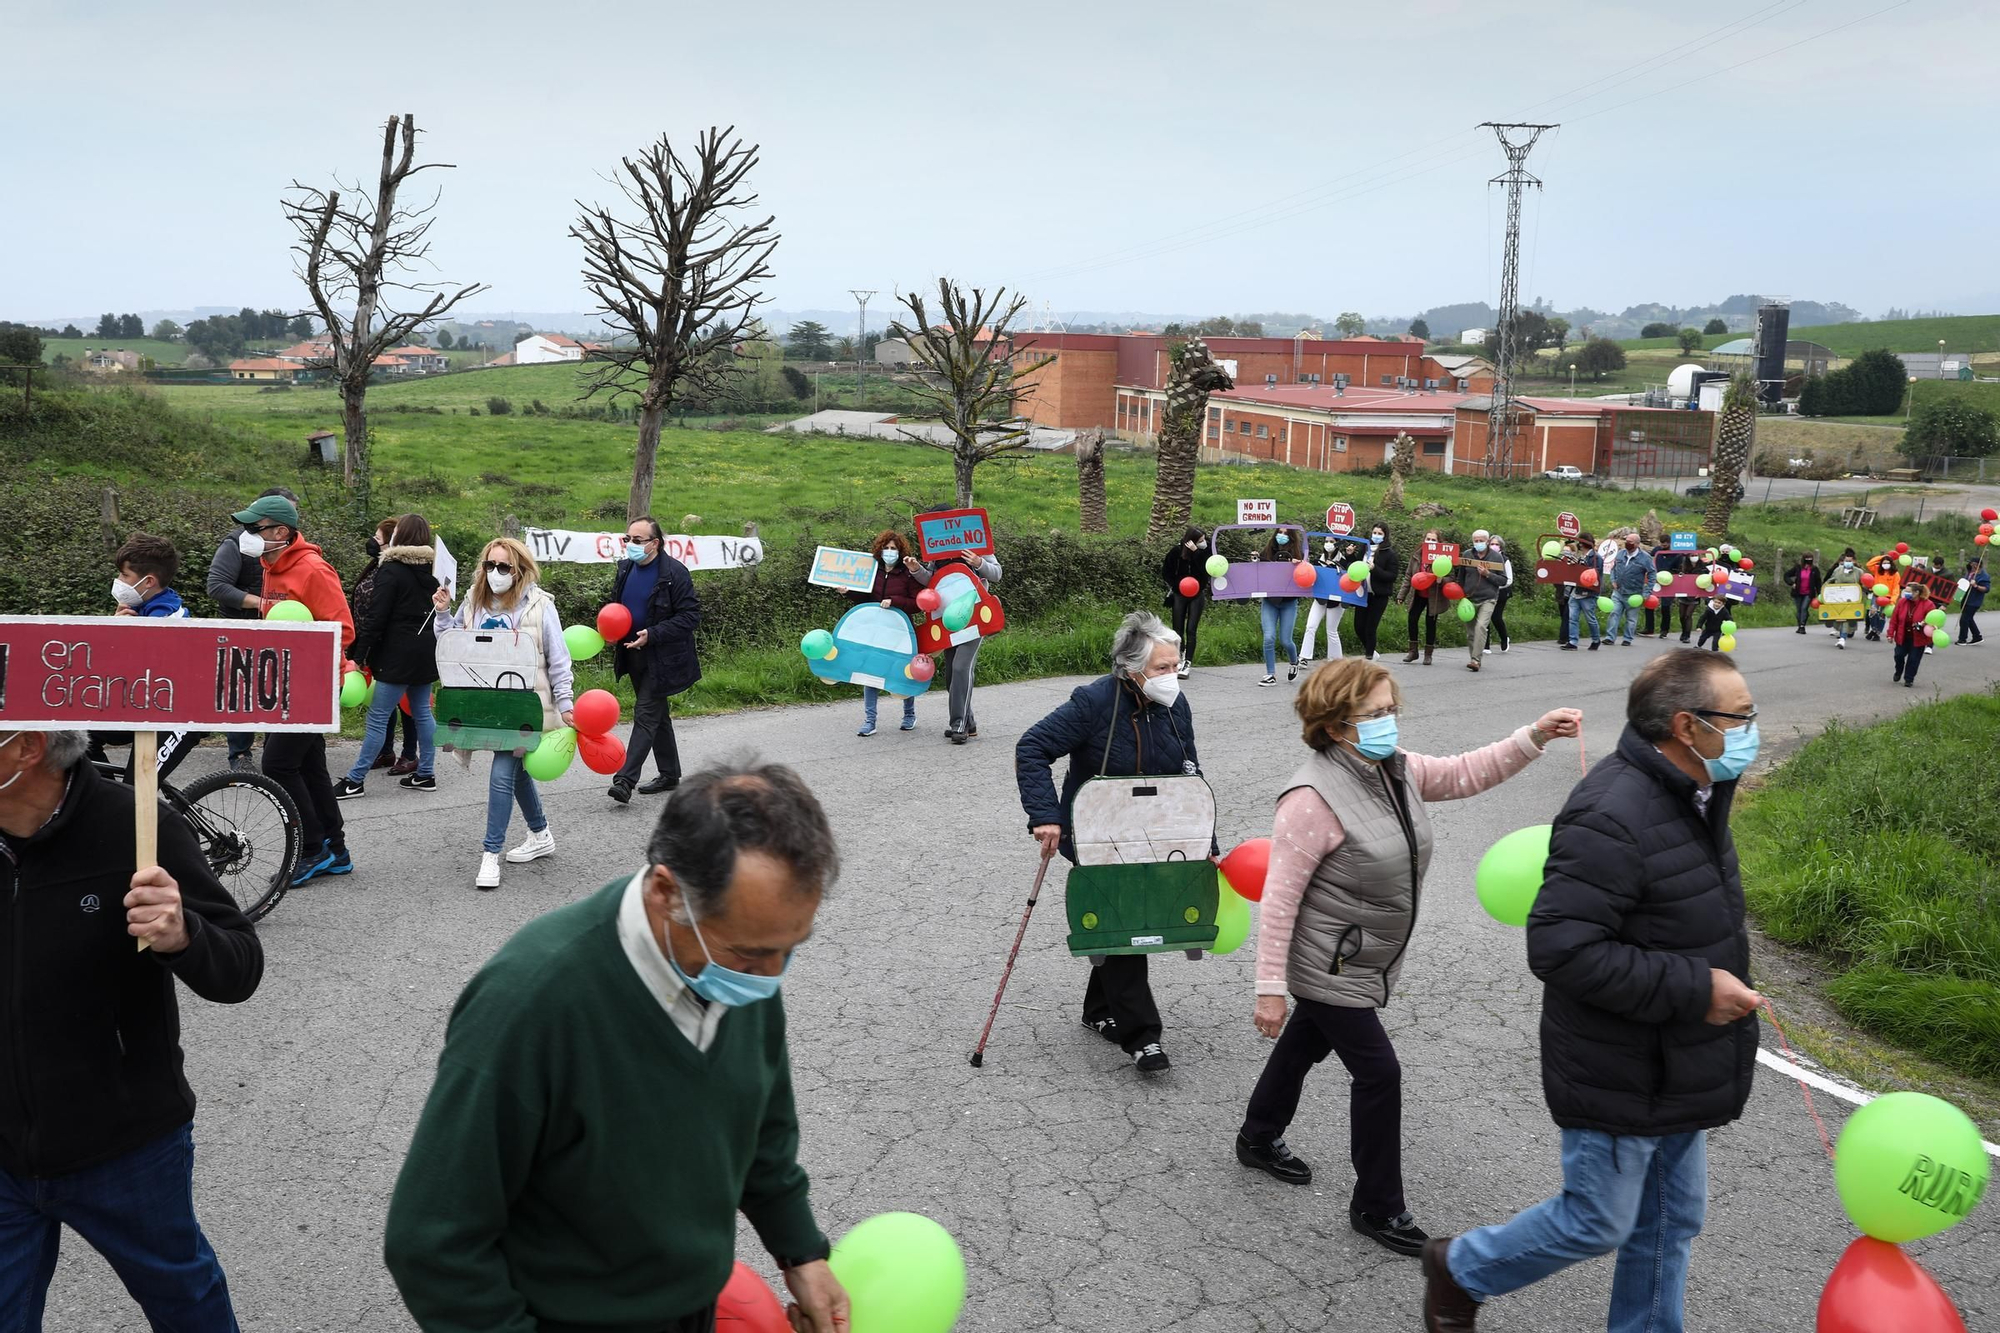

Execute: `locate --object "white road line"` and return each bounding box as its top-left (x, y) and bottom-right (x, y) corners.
top-left (1757, 1047), bottom-right (2000, 1159)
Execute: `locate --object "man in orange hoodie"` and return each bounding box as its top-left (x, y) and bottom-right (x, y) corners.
top-left (230, 494), bottom-right (358, 885)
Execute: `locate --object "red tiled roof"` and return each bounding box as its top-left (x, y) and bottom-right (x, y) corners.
top-left (228, 358), bottom-right (299, 372)
top-left (540, 333), bottom-right (584, 348)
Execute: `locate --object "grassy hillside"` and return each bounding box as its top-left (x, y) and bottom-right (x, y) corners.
top-left (37, 335), bottom-right (208, 366)
top-left (1617, 313), bottom-right (2000, 358)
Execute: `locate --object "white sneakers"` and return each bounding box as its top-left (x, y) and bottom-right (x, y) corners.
top-left (476, 852), bottom-right (502, 890)
top-left (507, 828), bottom-right (556, 864)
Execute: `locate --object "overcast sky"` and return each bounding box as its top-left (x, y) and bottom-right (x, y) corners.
top-left (5, 0), bottom-right (1988, 326)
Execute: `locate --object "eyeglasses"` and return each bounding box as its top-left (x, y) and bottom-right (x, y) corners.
top-left (248, 523), bottom-right (282, 535)
top-left (1356, 705), bottom-right (1400, 722)
top-left (1695, 706), bottom-right (1758, 726)
top-left (481, 560), bottom-right (516, 575)
top-left (625, 533), bottom-right (654, 544)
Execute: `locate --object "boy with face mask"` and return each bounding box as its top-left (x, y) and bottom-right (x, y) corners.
top-left (110, 533), bottom-right (189, 620)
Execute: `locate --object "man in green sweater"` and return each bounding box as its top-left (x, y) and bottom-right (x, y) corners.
top-left (384, 761), bottom-right (849, 1333)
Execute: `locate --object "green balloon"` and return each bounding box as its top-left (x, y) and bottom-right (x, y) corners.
top-left (1834, 1091), bottom-right (1990, 1243)
top-left (1924, 608), bottom-right (1947, 628)
top-left (339, 671), bottom-right (367, 708)
top-left (1897, 553), bottom-right (1913, 568)
top-left (828, 1212), bottom-right (966, 1333)
top-left (1656, 570), bottom-right (1673, 586)
top-left (1933, 630), bottom-right (1950, 649)
top-left (1212, 874), bottom-right (1251, 955)
top-left (1542, 540), bottom-right (1562, 559)
top-left (1696, 574), bottom-right (1714, 590)
top-left (1873, 582), bottom-right (1891, 598)
top-left (1347, 561), bottom-right (1371, 581)
top-left (1627, 594), bottom-right (1644, 608)
top-left (1204, 553), bottom-right (1229, 578)
top-left (1476, 824), bottom-right (1551, 927)
top-left (1720, 619), bottom-right (1737, 636)
top-left (265, 599), bottom-right (313, 622)
top-left (800, 629), bottom-right (834, 660)
top-left (1456, 598), bottom-right (1477, 622)
top-left (1596, 596), bottom-right (1615, 615)
top-left (522, 726), bottom-right (576, 782)
top-left (563, 624), bottom-right (605, 662)
top-left (942, 596), bottom-right (975, 633)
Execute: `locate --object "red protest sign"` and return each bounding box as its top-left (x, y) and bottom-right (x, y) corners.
top-left (914, 508), bottom-right (994, 561)
top-left (0, 617), bottom-right (342, 732)
top-left (1556, 511), bottom-right (1581, 539)
top-left (1325, 502), bottom-right (1356, 535)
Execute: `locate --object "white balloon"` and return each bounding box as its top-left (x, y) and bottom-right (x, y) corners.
top-left (1212, 576), bottom-right (1229, 592)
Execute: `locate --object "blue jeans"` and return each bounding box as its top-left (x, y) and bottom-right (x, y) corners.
top-left (1260, 598), bottom-right (1300, 675)
top-left (1568, 596), bottom-right (1601, 644)
top-left (0, 1123), bottom-right (238, 1331)
top-left (862, 686), bottom-right (915, 727)
top-left (1450, 1128), bottom-right (1707, 1333)
top-left (485, 751), bottom-right (548, 853)
top-left (1607, 597), bottom-right (1641, 642)
top-left (343, 681), bottom-right (436, 782)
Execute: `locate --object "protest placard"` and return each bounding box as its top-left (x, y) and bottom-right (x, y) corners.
top-left (521, 527), bottom-right (764, 570)
top-left (808, 546), bottom-right (879, 593)
top-left (913, 508), bottom-right (994, 561)
top-left (1237, 499), bottom-right (1277, 525)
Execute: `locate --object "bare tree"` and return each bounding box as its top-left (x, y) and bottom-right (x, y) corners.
top-left (1381, 430), bottom-right (1417, 512)
top-left (1074, 427), bottom-right (1109, 534)
top-left (892, 279), bottom-right (1050, 508)
top-left (572, 128), bottom-right (777, 519)
top-left (285, 115), bottom-right (487, 488)
top-left (1145, 338), bottom-right (1235, 540)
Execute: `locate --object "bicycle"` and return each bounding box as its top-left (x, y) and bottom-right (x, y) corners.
top-left (90, 737), bottom-right (303, 923)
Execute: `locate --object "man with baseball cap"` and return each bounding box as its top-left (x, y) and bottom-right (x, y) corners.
top-left (230, 493), bottom-right (359, 886)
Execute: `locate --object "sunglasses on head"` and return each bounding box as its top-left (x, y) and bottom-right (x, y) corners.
top-left (482, 560), bottom-right (515, 574)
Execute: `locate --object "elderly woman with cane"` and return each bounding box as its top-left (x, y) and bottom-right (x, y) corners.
top-left (1015, 612), bottom-right (1202, 1074)
top-left (1232, 657), bottom-right (1579, 1256)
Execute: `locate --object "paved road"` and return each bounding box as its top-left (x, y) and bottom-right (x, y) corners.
top-left (44, 628), bottom-right (2000, 1331)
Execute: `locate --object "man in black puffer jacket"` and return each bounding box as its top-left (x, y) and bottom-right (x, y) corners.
top-left (1423, 650), bottom-right (1763, 1333)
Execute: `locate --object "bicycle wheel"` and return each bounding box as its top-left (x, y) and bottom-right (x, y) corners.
top-left (170, 770), bottom-right (303, 923)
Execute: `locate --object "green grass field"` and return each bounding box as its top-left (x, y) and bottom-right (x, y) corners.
top-left (1736, 689), bottom-right (2000, 1081)
top-left (36, 335), bottom-right (213, 367)
top-left (1614, 313), bottom-right (2000, 358)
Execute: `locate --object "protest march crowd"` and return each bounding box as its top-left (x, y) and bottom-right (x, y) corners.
top-left (1, 485), bottom-right (1991, 1333)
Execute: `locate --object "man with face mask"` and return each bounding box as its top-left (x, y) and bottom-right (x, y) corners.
top-left (207, 486), bottom-right (296, 770)
top-left (1424, 650), bottom-right (1762, 1333)
top-left (1452, 531), bottom-right (1506, 672)
top-left (1607, 534), bottom-right (1655, 646)
top-left (385, 761), bottom-right (849, 1333)
top-left (607, 515), bottom-right (702, 803)
top-left (0, 729), bottom-right (263, 1328)
top-left (230, 493), bottom-right (358, 886)
top-left (1823, 551), bottom-right (1863, 647)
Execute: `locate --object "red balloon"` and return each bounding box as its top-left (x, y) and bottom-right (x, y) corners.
top-left (1219, 838), bottom-right (1271, 902)
top-left (1291, 561), bottom-right (1317, 588)
top-left (916, 587), bottom-right (942, 613)
top-left (1982, 507), bottom-right (1998, 522)
top-left (1578, 568), bottom-right (1600, 589)
top-left (596, 603), bottom-right (634, 642)
top-left (1738, 557), bottom-right (1754, 571)
top-left (1894, 542), bottom-right (1909, 554)
top-left (572, 688), bottom-right (620, 737)
top-left (1816, 1237), bottom-right (1966, 1333)
top-left (1411, 571), bottom-right (1437, 593)
top-left (1337, 575), bottom-right (1360, 593)
top-left (1179, 576), bottom-right (1200, 597)
top-left (1877, 595), bottom-right (1893, 607)
top-left (715, 1261), bottom-right (790, 1332)
top-left (1442, 581), bottom-right (1465, 600)
top-left (1978, 532), bottom-right (1992, 545)
top-left (577, 731), bottom-right (627, 776)
top-left (1643, 595), bottom-right (1661, 610)
top-left (1810, 597), bottom-right (1822, 608)
top-left (909, 654), bottom-right (937, 682)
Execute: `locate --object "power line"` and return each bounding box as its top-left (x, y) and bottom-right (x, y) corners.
top-left (1483, 122), bottom-right (1556, 480)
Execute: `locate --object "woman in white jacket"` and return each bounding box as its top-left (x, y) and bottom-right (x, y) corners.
top-left (432, 536), bottom-right (576, 890)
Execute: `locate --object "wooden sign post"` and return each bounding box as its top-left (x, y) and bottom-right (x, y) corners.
top-left (0, 617), bottom-right (341, 949)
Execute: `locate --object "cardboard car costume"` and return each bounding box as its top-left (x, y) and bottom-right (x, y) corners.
top-left (807, 603), bottom-right (933, 697)
top-left (1065, 774), bottom-right (1221, 958)
top-left (434, 627), bottom-right (547, 755)
top-left (913, 563), bottom-right (1005, 653)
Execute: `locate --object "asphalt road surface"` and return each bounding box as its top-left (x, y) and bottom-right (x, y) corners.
top-left (43, 627), bottom-right (2000, 1331)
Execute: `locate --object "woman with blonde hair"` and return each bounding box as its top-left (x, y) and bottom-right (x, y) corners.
top-left (1231, 657), bottom-right (1578, 1258)
top-left (432, 536), bottom-right (576, 890)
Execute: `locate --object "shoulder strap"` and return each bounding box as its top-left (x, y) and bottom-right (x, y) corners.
top-left (1098, 683), bottom-right (1124, 776)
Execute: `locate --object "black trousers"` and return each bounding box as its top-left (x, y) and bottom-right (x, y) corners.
top-left (1169, 592), bottom-right (1205, 664)
top-left (1083, 954), bottom-right (1162, 1051)
top-left (263, 731), bottom-right (343, 853)
top-left (1240, 996), bottom-right (1405, 1216)
top-left (1485, 589), bottom-right (1511, 649)
top-left (616, 664), bottom-right (682, 785)
top-left (1893, 639), bottom-right (1925, 683)
top-left (1404, 600), bottom-right (1437, 648)
top-left (1354, 594), bottom-right (1391, 656)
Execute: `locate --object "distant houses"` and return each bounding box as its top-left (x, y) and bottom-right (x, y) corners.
top-left (512, 333), bottom-right (605, 365)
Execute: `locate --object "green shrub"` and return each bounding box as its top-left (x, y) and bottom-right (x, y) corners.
top-left (486, 396), bottom-right (512, 416)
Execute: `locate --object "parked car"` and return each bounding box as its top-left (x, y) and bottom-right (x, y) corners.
top-left (1542, 465), bottom-right (1586, 481)
top-left (1685, 480), bottom-right (1746, 502)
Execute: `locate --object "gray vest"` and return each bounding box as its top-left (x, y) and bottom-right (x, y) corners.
top-left (1283, 745), bottom-right (1436, 1008)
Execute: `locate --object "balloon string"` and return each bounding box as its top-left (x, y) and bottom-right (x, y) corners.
top-left (1761, 999), bottom-right (1837, 1164)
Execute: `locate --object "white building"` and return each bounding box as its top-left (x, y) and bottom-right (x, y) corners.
top-left (1458, 328), bottom-right (1489, 345)
top-left (513, 333), bottom-right (595, 365)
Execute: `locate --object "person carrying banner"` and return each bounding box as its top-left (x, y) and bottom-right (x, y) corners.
top-left (1161, 527), bottom-right (1211, 679)
top-left (1886, 582), bottom-right (1938, 687)
top-left (1401, 529), bottom-right (1446, 666)
top-left (855, 529), bottom-right (929, 736)
top-left (608, 516), bottom-right (702, 802)
top-left (232, 492), bottom-right (358, 887)
top-left (1823, 553), bottom-right (1862, 648)
top-left (1355, 521), bottom-right (1400, 662)
top-left (1606, 534), bottom-right (1654, 646)
top-left (1861, 552), bottom-right (1899, 641)
top-left (1781, 552), bottom-right (1823, 635)
top-left (1300, 534), bottom-right (1367, 664)
top-left (1959, 556), bottom-right (1987, 645)
top-left (1482, 536), bottom-right (1513, 655)
top-left (937, 548), bottom-right (1002, 741)
top-left (1453, 531), bottom-right (1505, 673)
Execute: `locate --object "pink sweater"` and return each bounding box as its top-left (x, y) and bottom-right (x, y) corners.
top-left (1253, 726), bottom-right (1544, 996)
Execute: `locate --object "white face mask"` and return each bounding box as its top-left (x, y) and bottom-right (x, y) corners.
top-left (111, 577), bottom-right (146, 608)
top-left (1141, 673), bottom-right (1180, 707)
top-left (1324, 541), bottom-right (1337, 554)
top-left (238, 529), bottom-right (267, 558)
top-left (882, 549), bottom-right (901, 566)
top-left (485, 570), bottom-right (515, 595)
top-left (0, 734), bottom-right (22, 794)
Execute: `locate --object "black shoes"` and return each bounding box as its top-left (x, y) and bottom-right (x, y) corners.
top-left (607, 779), bottom-right (633, 804)
top-left (1133, 1042), bottom-right (1170, 1072)
top-left (332, 778), bottom-right (365, 801)
top-left (946, 730), bottom-right (968, 745)
top-left (398, 773), bottom-right (436, 791)
top-left (1422, 1238), bottom-right (1479, 1330)
top-left (1083, 1017), bottom-right (1123, 1046)
top-left (1235, 1133), bottom-right (1313, 1185)
top-left (637, 775), bottom-right (678, 795)
top-left (1351, 1207), bottom-right (1429, 1257)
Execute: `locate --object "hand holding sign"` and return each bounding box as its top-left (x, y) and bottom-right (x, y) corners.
top-left (125, 865), bottom-right (189, 954)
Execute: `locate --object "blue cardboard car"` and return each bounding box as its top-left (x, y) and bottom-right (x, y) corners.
top-left (808, 603), bottom-right (932, 697)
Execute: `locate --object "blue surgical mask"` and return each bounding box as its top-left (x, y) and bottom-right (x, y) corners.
top-left (1349, 715), bottom-right (1399, 761)
top-left (669, 910), bottom-right (787, 1008)
top-left (1697, 718), bottom-right (1759, 783)
top-left (1473, 542), bottom-right (1488, 553)
top-left (625, 542), bottom-right (648, 563)
top-left (1275, 532), bottom-right (1289, 546)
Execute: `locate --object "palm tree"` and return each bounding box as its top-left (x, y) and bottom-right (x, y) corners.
top-left (1704, 372), bottom-right (1756, 542)
top-left (1381, 431), bottom-right (1417, 512)
top-left (1074, 427), bottom-right (1109, 534)
top-left (1145, 339), bottom-right (1235, 540)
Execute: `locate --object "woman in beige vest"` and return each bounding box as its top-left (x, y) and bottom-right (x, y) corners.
top-left (1232, 658), bottom-right (1578, 1258)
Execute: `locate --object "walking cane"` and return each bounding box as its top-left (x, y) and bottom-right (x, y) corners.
top-left (969, 845), bottom-right (1056, 1068)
